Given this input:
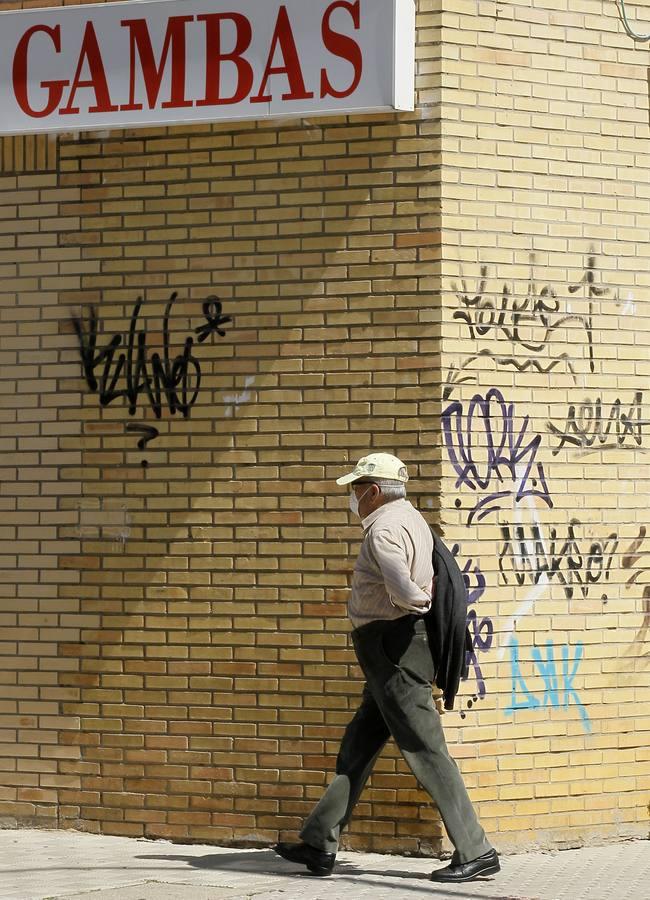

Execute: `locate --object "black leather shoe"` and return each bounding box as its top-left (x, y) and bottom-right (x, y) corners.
top-left (273, 841), bottom-right (336, 876)
top-left (430, 848), bottom-right (500, 882)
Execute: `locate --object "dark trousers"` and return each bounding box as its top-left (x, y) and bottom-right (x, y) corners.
top-left (300, 615), bottom-right (492, 863)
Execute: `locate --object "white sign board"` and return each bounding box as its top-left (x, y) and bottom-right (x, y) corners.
top-left (0, 0), bottom-right (416, 135)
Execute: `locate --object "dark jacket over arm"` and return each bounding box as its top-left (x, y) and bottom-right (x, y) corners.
top-left (424, 533), bottom-right (471, 710)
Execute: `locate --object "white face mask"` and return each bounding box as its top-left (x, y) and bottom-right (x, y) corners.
top-left (349, 485), bottom-right (372, 518)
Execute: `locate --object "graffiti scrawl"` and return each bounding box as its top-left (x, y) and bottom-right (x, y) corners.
top-left (442, 387), bottom-right (553, 525)
top-left (548, 391), bottom-right (648, 456)
top-left (506, 637), bottom-right (591, 733)
top-left (73, 293), bottom-right (231, 419)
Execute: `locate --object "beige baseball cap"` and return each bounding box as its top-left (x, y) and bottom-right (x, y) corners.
top-left (336, 453), bottom-right (409, 486)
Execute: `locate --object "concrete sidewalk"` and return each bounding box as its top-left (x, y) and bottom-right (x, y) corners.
top-left (0, 829), bottom-right (647, 900)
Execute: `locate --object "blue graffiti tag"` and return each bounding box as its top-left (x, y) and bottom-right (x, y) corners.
top-left (505, 637), bottom-right (591, 732)
top-left (442, 388), bottom-right (553, 525)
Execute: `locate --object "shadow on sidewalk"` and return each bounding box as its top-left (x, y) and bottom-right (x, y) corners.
top-left (136, 850), bottom-right (506, 898)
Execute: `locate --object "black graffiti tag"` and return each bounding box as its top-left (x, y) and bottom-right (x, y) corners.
top-left (451, 254), bottom-right (610, 384)
top-left (453, 266), bottom-right (572, 352)
top-left (566, 253), bottom-right (608, 375)
top-left (622, 526), bottom-right (650, 662)
top-left (73, 293), bottom-right (231, 419)
top-left (548, 391), bottom-right (648, 455)
top-left (498, 518), bottom-right (619, 602)
top-left (443, 350), bottom-right (576, 401)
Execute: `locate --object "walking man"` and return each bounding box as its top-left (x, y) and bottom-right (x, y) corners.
top-left (274, 453), bottom-right (499, 883)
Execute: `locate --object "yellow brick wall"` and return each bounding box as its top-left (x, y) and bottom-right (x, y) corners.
top-left (0, 0), bottom-right (450, 854)
top-left (439, 0), bottom-right (649, 849)
top-left (0, 0), bottom-right (648, 855)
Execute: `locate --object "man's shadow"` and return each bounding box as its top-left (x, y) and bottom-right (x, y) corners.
top-left (135, 850), bottom-right (503, 897)
top-left (136, 849), bottom-right (362, 877)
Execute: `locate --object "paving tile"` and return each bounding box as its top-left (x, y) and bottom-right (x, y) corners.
top-left (0, 829), bottom-right (647, 900)
top-left (51, 883), bottom-right (240, 900)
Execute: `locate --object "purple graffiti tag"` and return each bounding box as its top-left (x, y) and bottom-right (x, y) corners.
top-left (443, 388), bottom-right (553, 525)
top-left (453, 545), bottom-right (494, 700)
